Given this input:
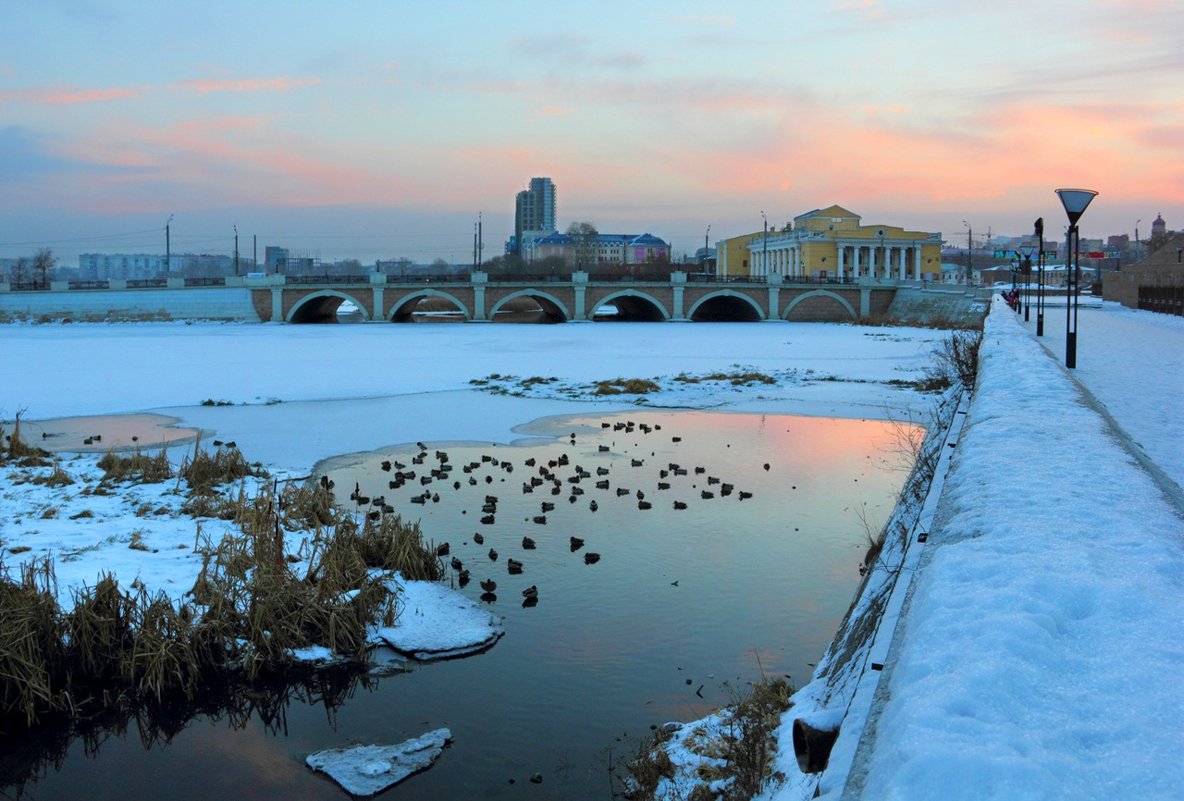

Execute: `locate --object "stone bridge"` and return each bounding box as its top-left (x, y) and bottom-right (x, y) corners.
top-left (0, 271), bottom-right (907, 323)
top-left (256, 272), bottom-right (897, 323)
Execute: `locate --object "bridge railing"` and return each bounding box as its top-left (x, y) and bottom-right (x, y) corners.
top-left (127, 278), bottom-right (168, 288)
top-left (288, 274), bottom-right (373, 285)
top-left (383, 273), bottom-right (473, 283)
top-left (67, 280), bottom-right (111, 290)
top-left (184, 277), bottom-right (226, 287)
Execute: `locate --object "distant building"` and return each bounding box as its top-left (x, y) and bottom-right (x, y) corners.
top-left (514, 177), bottom-right (558, 257)
top-left (716, 205), bottom-right (943, 281)
top-left (523, 232), bottom-right (671, 267)
top-left (78, 253), bottom-right (166, 280)
top-left (1151, 212), bottom-right (1166, 239)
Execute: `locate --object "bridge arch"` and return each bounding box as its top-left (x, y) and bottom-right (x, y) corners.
top-left (782, 289), bottom-right (857, 322)
top-left (686, 290), bottom-right (766, 322)
top-left (591, 290), bottom-right (670, 322)
top-left (287, 290), bottom-right (372, 323)
top-left (487, 289), bottom-right (571, 323)
top-left (388, 289), bottom-right (471, 322)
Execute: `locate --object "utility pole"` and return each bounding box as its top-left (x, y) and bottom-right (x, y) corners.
top-left (478, 212), bottom-right (483, 267)
top-left (705, 224), bottom-right (711, 272)
top-left (165, 214), bottom-right (173, 277)
top-left (234, 225), bottom-right (239, 277)
top-left (253, 235), bottom-right (257, 272)
top-left (473, 222), bottom-right (478, 270)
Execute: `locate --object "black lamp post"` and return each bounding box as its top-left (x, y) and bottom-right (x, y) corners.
top-left (1055, 188), bottom-right (1098, 369)
top-left (1034, 218), bottom-right (1045, 335)
top-left (1017, 244), bottom-right (1036, 322)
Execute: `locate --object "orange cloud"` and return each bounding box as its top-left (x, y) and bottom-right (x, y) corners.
top-left (177, 76), bottom-right (321, 93)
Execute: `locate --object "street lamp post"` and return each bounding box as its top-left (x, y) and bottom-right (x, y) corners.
top-left (761, 211), bottom-right (768, 276)
top-left (1017, 244), bottom-right (1036, 322)
top-left (962, 221), bottom-right (973, 286)
top-left (233, 224), bottom-right (240, 277)
top-left (1055, 188), bottom-right (1098, 369)
top-left (705, 224), bottom-right (711, 274)
top-left (1034, 218), bottom-right (1046, 336)
top-left (165, 214), bottom-right (173, 277)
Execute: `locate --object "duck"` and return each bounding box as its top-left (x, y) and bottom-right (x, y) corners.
top-left (473, 532), bottom-right (484, 545)
top-left (488, 548), bottom-right (498, 561)
top-left (436, 543), bottom-right (451, 557)
top-left (450, 556), bottom-right (463, 571)
top-left (569, 536), bottom-right (584, 551)
top-left (522, 536), bottom-right (536, 550)
top-left (507, 558), bottom-right (524, 574)
top-left (521, 585), bottom-right (538, 600)
top-left (480, 578), bottom-right (497, 593)
top-left (583, 552), bottom-right (601, 565)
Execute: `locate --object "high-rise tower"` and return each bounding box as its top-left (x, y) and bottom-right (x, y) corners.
top-left (514, 177), bottom-right (558, 257)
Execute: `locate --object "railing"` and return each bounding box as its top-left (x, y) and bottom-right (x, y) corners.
top-left (127, 278), bottom-right (168, 288)
top-left (1138, 285), bottom-right (1184, 316)
top-left (9, 281), bottom-right (46, 291)
top-left (287, 274), bottom-right (373, 285)
top-left (67, 280), bottom-right (110, 290)
top-left (184, 277), bottom-right (226, 287)
top-left (383, 272), bottom-right (473, 283)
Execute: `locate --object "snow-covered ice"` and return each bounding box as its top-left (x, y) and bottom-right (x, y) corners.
top-left (372, 578), bottom-right (503, 660)
top-left (305, 727), bottom-right (452, 796)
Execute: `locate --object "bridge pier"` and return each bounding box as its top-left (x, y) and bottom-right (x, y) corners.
top-left (671, 272), bottom-right (688, 321)
top-left (471, 271), bottom-right (488, 321)
top-left (767, 274), bottom-right (782, 320)
top-left (271, 288), bottom-right (283, 322)
top-left (572, 271), bottom-right (588, 320)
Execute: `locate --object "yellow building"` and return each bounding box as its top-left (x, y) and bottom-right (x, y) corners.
top-left (717, 205), bottom-right (942, 281)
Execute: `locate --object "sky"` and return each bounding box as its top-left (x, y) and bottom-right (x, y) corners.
top-left (1, 0), bottom-right (1181, 264)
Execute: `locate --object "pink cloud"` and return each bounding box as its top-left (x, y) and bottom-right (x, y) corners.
top-left (176, 77), bottom-right (321, 94)
top-left (0, 85), bottom-right (141, 105)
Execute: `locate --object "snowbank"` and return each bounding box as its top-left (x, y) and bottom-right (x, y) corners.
top-left (306, 728), bottom-right (452, 795)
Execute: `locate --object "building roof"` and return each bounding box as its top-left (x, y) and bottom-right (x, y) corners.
top-left (794, 204), bottom-right (861, 222)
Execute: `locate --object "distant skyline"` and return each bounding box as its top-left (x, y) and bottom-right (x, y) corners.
top-left (2, 1), bottom-right (1181, 262)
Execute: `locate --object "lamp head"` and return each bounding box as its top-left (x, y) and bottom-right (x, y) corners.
top-left (1055, 188), bottom-right (1098, 226)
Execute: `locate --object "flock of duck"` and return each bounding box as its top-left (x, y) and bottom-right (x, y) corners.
top-left (342, 419), bottom-right (759, 608)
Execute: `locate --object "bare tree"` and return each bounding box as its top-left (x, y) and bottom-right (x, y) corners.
top-left (566, 221), bottom-right (599, 269)
top-left (10, 257), bottom-right (27, 286)
top-left (32, 248), bottom-right (55, 287)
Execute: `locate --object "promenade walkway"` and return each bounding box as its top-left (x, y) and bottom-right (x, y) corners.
top-left (839, 297), bottom-right (1184, 800)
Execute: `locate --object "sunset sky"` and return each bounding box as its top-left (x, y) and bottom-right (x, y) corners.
top-left (2, 1), bottom-right (1181, 263)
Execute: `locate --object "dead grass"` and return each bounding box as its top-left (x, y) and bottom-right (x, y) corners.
top-left (623, 676), bottom-right (793, 800)
top-left (0, 460), bottom-right (440, 730)
top-left (594, 377), bottom-right (662, 395)
top-left (98, 448), bottom-right (173, 483)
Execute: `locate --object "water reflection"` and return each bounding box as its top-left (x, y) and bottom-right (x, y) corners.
top-left (5, 410), bottom-right (919, 800)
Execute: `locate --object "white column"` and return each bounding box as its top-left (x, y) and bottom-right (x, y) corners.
top-left (870, 245), bottom-right (877, 277)
top-left (793, 246), bottom-right (800, 277)
top-left (914, 246), bottom-right (922, 280)
top-left (853, 245), bottom-right (861, 278)
top-left (836, 243), bottom-right (844, 279)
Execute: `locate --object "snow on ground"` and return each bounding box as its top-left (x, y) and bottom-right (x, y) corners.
top-left (1018, 298), bottom-right (1184, 489)
top-left (842, 298), bottom-right (1184, 800)
top-left (8, 308), bottom-right (1179, 797)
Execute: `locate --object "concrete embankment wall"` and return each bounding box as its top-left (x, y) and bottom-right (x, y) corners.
top-left (886, 285), bottom-right (989, 326)
top-left (0, 287), bottom-right (260, 321)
